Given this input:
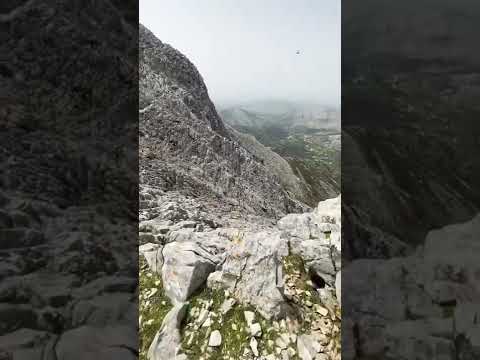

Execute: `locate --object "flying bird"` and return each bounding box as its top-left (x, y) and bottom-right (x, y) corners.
top-left (296, 50), bottom-right (300, 55)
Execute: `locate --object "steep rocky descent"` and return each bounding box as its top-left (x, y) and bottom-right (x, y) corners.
top-left (139, 24), bottom-right (309, 218)
top-left (139, 188), bottom-right (341, 360)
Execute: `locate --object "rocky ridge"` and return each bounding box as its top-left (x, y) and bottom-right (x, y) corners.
top-left (139, 24), bottom-right (309, 218)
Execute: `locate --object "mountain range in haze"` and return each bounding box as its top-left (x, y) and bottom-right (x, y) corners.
top-left (218, 100), bottom-right (340, 132)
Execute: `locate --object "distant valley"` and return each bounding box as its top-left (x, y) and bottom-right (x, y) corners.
top-left (219, 101), bottom-right (341, 206)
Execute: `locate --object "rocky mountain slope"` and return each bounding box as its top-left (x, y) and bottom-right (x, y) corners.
top-left (342, 1), bottom-right (480, 358)
top-left (139, 25), bottom-right (309, 218)
top-left (228, 127), bottom-right (312, 207)
top-left (139, 25), bottom-right (341, 360)
top-left (0, 1), bottom-right (138, 359)
top-left (342, 0), bottom-right (480, 260)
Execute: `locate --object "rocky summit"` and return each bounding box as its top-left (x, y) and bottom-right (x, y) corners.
top-left (139, 25), bottom-right (341, 360)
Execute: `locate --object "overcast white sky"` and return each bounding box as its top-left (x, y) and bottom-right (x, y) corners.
top-left (140, 0), bottom-right (340, 107)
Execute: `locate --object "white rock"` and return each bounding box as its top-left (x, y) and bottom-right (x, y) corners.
top-left (276, 337), bottom-right (288, 350)
top-left (250, 322), bottom-right (262, 337)
top-left (220, 298), bottom-right (236, 314)
top-left (244, 311), bottom-right (255, 325)
top-left (335, 271), bottom-right (341, 307)
top-left (250, 337), bottom-right (259, 357)
top-left (314, 305), bottom-right (329, 317)
top-left (278, 196), bottom-right (341, 286)
top-left (297, 334), bottom-right (321, 360)
top-left (287, 347), bottom-right (296, 356)
top-left (197, 309), bottom-right (209, 326)
top-left (208, 330), bottom-right (222, 347)
top-left (54, 325), bottom-right (137, 360)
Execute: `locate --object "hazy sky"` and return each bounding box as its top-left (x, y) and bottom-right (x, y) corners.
top-left (140, 0), bottom-right (340, 107)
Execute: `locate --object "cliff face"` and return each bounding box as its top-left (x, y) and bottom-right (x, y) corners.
top-left (139, 24), bottom-right (308, 217)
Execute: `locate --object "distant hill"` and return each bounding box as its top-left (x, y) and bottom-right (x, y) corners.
top-left (219, 100), bottom-right (340, 132)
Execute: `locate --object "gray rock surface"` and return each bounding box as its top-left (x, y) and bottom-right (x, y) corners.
top-left (148, 303), bottom-right (188, 360)
top-left (207, 230), bottom-right (289, 319)
top-left (140, 190), bottom-right (342, 359)
top-left (278, 195), bottom-right (341, 285)
top-left (139, 243), bottom-right (164, 274)
top-left (55, 325), bottom-right (137, 360)
top-left (343, 214), bottom-right (480, 359)
top-left (162, 241), bottom-right (218, 303)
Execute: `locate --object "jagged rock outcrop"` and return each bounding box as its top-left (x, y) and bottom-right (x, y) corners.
top-left (279, 196), bottom-right (341, 286)
top-left (139, 24), bottom-right (308, 218)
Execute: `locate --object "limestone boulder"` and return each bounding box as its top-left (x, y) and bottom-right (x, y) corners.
top-left (207, 230), bottom-right (289, 319)
top-left (162, 242), bottom-right (218, 303)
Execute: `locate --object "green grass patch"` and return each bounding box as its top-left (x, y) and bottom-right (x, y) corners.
top-left (181, 287), bottom-right (283, 359)
top-left (139, 258), bottom-right (172, 360)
